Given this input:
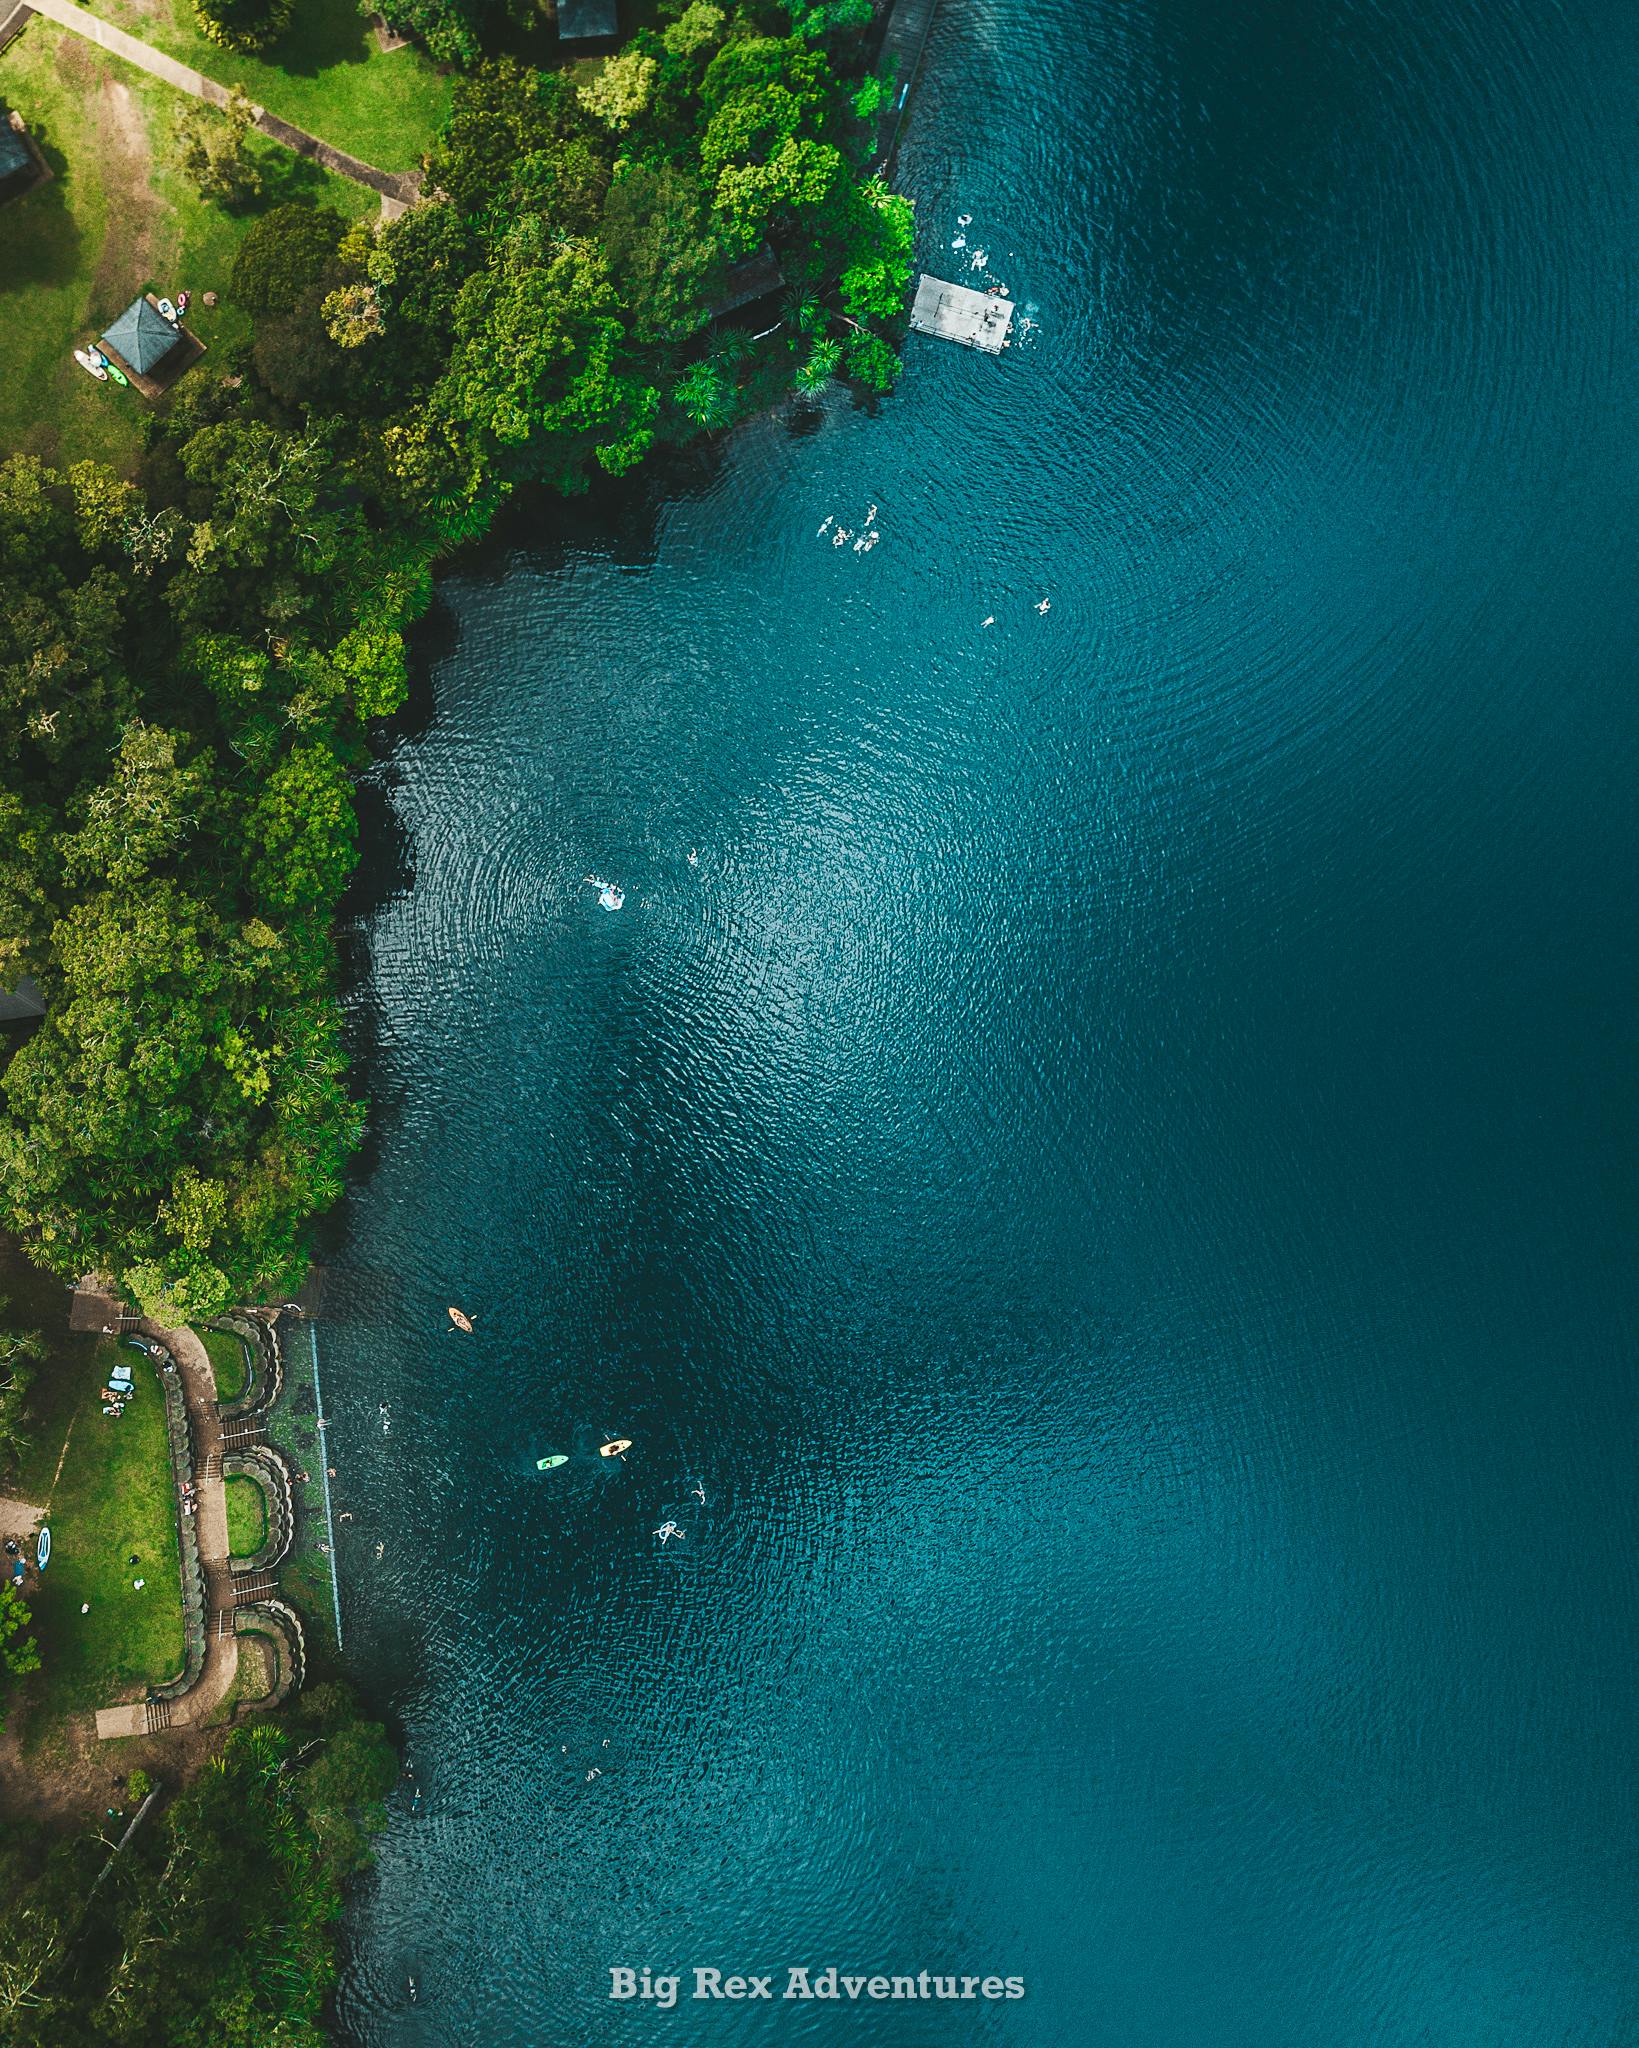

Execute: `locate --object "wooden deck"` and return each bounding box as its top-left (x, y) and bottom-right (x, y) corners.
top-left (872, 0), bottom-right (942, 173)
top-left (908, 274), bottom-right (1016, 354)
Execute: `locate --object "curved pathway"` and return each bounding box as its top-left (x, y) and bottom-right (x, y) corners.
top-left (5, 0), bottom-right (421, 209)
top-left (94, 1323), bottom-right (238, 1739)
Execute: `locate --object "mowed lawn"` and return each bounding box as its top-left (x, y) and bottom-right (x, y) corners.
top-left (0, 14), bottom-right (381, 468)
top-left (14, 1337), bottom-right (183, 1722)
top-left (199, 1325), bottom-right (249, 1402)
top-left (224, 1474), bottom-right (265, 1558)
top-left (81, 0), bottom-right (451, 173)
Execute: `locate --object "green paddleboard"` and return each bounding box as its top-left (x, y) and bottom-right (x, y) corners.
top-left (102, 362), bottom-right (129, 387)
top-left (536, 1454), bottom-right (567, 1472)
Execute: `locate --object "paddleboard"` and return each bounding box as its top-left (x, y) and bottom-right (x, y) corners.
top-left (101, 360), bottom-right (129, 387)
top-left (36, 1526), bottom-right (50, 1571)
top-left (73, 348), bottom-right (108, 381)
top-left (447, 1306), bottom-right (473, 1332)
top-left (598, 1439), bottom-right (632, 1459)
top-left (535, 1454), bottom-right (567, 1471)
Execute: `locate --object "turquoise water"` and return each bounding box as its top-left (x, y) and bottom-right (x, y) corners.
top-left (324, 1), bottom-right (1639, 2040)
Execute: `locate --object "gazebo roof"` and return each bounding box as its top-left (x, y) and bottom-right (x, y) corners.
top-left (101, 294), bottom-right (179, 375)
top-left (0, 120), bottom-right (30, 183)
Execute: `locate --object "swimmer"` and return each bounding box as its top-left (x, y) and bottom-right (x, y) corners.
top-left (374, 1540), bottom-right (385, 1560)
top-left (833, 527), bottom-right (851, 547)
top-left (687, 848), bottom-right (699, 867)
top-left (957, 212), bottom-right (972, 227)
top-left (1036, 598), bottom-right (1051, 614)
top-left (864, 503), bottom-right (878, 525)
top-left (654, 1521), bottom-right (685, 1544)
top-left (339, 1510), bottom-right (354, 1522)
top-left (982, 616), bottom-right (996, 628)
top-left (586, 1767), bottom-right (601, 1781)
top-left (690, 1483), bottom-right (706, 1503)
top-left (816, 514), bottom-right (834, 537)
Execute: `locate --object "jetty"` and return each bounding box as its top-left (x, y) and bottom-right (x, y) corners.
top-left (908, 274), bottom-right (1015, 353)
top-left (872, 0), bottom-right (942, 173)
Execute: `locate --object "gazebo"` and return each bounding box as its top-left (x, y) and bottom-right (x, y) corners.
top-left (0, 109), bottom-right (50, 206)
top-left (98, 293), bottom-right (203, 397)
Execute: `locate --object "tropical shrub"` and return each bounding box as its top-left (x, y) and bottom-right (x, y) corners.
top-left (194, 0), bottom-right (291, 53)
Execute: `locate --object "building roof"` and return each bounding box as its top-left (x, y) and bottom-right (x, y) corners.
top-left (0, 975), bottom-right (44, 1022)
top-left (101, 294), bottom-right (180, 375)
top-left (557, 0), bottom-right (617, 39)
top-left (0, 120), bottom-right (30, 183)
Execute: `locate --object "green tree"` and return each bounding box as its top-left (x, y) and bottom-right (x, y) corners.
top-left (60, 723), bottom-right (212, 892)
top-left (661, 1), bottom-right (725, 59)
top-left (578, 48), bottom-right (659, 132)
top-left (673, 358), bottom-right (736, 431)
top-left (321, 282), bottom-right (386, 348)
top-left (194, 0), bottom-right (291, 53)
top-left (844, 328), bottom-right (900, 392)
top-left (244, 741), bottom-right (357, 913)
top-left (0, 1587), bottom-right (40, 1681)
top-left (331, 625), bottom-right (408, 718)
top-left (174, 87), bottom-right (264, 210)
top-left (601, 162), bottom-right (723, 342)
top-left (0, 792), bottom-right (57, 983)
top-left (787, 0), bottom-right (872, 37)
top-left (793, 333), bottom-right (842, 395)
top-left (837, 180), bottom-right (915, 324)
top-left (0, 1309), bottom-right (45, 1476)
top-left (231, 203), bottom-right (348, 317)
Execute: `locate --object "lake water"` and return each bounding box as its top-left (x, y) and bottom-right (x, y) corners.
top-left (322, 1), bottom-right (1639, 2040)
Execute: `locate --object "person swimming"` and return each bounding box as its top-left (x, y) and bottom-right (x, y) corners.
top-left (1036, 598), bottom-right (1051, 614)
top-left (690, 1483), bottom-right (706, 1503)
top-left (654, 1521), bottom-right (685, 1544)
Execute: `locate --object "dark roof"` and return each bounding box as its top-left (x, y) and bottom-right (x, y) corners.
top-left (101, 294), bottom-right (179, 375)
top-left (556, 0), bottom-right (617, 39)
top-left (0, 975), bottom-right (44, 1022)
top-left (0, 121), bottom-right (30, 183)
top-left (710, 247), bottom-right (786, 320)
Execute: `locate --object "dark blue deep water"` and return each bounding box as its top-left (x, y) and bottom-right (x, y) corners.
top-left (324, 1), bottom-right (1639, 2040)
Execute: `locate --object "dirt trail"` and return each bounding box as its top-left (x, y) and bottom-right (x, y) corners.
top-left (88, 70), bottom-right (156, 312)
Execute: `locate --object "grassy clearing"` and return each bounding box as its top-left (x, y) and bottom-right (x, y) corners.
top-left (224, 1473), bottom-right (265, 1559)
top-left (18, 1338), bottom-right (183, 1727)
top-left (199, 1326), bottom-right (249, 1402)
top-left (0, 14), bottom-right (378, 469)
top-left (82, 0), bottom-right (451, 172)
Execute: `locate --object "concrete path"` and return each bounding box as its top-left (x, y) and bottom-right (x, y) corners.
top-left (95, 1323), bottom-right (238, 1740)
top-left (12, 0), bottom-right (420, 206)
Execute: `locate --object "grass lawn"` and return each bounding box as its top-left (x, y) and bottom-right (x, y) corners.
top-left (17, 1338), bottom-right (183, 1726)
top-left (0, 13), bottom-right (380, 469)
top-left (199, 1325), bottom-right (249, 1402)
top-left (81, 0), bottom-right (451, 173)
top-left (224, 1473), bottom-right (266, 1559)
